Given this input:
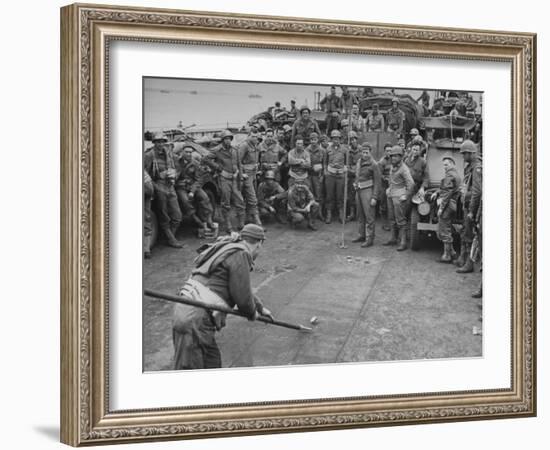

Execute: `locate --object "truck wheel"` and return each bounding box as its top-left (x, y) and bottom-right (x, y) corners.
top-left (409, 207), bottom-right (421, 251)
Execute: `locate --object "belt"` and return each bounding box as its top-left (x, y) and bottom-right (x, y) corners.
top-left (242, 163), bottom-right (257, 172)
top-left (289, 169), bottom-right (308, 180)
top-left (357, 179), bottom-right (374, 189)
top-left (327, 166), bottom-right (344, 175)
top-left (220, 169), bottom-right (236, 180)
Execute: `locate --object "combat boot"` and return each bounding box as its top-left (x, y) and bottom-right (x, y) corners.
top-left (307, 217), bottom-right (318, 231)
top-left (396, 227), bottom-right (407, 251)
top-left (205, 213), bottom-right (215, 230)
top-left (456, 244), bottom-right (474, 273)
top-left (164, 229), bottom-right (184, 248)
top-left (453, 243), bottom-right (466, 267)
top-left (361, 236), bottom-right (374, 248)
top-left (383, 227), bottom-right (398, 246)
top-left (346, 206), bottom-right (356, 222)
top-left (144, 235), bottom-right (152, 259)
top-left (325, 210), bottom-right (332, 224)
top-left (438, 242), bottom-right (453, 263)
top-left (456, 257), bottom-right (474, 273)
top-left (352, 235), bottom-right (365, 243)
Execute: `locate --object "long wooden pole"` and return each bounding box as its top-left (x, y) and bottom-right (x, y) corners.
top-left (144, 288), bottom-right (312, 332)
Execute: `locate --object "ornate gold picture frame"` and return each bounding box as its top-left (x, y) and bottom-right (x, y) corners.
top-left (60, 3), bottom-right (536, 446)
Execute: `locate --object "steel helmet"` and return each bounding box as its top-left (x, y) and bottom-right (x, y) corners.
top-left (348, 131), bottom-right (358, 139)
top-left (283, 124), bottom-right (292, 132)
top-left (220, 130), bottom-right (234, 141)
top-left (299, 105), bottom-right (311, 113)
top-left (389, 145), bottom-right (404, 156)
top-left (309, 132), bottom-right (319, 139)
top-left (264, 170), bottom-right (276, 180)
top-left (391, 97), bottom-right (400, 104)
top-left (341, 119), bottom-right (349, 126)
top-left (460, 139), bottom-right (478, 153)
top-left (152, 132), bottom-right (168, 143)
top-left (410, 128), bottom-right (419, 135)
top-left (330, 129), bottom-right (342, 138)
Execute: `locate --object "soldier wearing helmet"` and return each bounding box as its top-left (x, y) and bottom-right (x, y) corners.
top-left (383, 145), bottom-right (415, 251)
top-left (323, 128), bottom-right (349, 224)
top-left (290, 104), bottom-right (321, 147)
top-left (204, 130), bottom-right (246, 233)
top-left (345, 131), bottom-right (362, 221)
top-left (366, 103), bottom-right (385, 132)
top-left (174, 145), bottom-right (215, 232)
top-left (351, 142), bottom-right (382, 247)
top-left (238, 130), bottom-right (263, 226)
top-left (320, 86), bottom-right (344, 134)
top-left (257, 170), bottom-right (287, 223)
top-left (305, 132), bottom-right (326, 221)
top-left (144, 132), bottom-right (184, 249)
top-left (287, 182), bottom-right (319, 231)
top-left (455, 139), bottom-right (482, 274)
top-left (387, 97), bottom-right (405, 134)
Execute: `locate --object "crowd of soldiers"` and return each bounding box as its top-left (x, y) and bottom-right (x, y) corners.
top-left (144, 86), bottom-right (482, 296)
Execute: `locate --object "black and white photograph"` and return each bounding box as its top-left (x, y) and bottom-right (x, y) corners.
top-left (142, 79), bottom-right (483, 371)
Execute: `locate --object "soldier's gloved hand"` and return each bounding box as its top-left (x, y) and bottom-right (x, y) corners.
top-left (370, 198), bottom-right (377, 207)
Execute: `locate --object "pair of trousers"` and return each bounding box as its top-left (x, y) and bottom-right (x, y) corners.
top-left (356, 188), bottom-right (376, 238)
top-left (240, 174), bottom-right (259, 216)
top-left (153, 184), bottom-right (182, 232)
top-left (219, 177), bottom-right (245, 215)
top-left (324, 174), bottom-right (344, 211)
top-left (387, 196), bottom-right (408, 229)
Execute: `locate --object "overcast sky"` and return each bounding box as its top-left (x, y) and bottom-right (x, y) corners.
top-left (143, 78), bottom-right (482, 132)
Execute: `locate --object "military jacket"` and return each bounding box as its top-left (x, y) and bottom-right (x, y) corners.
top-left (305, 144), bottom-right (325, 175)
top-left (291, 118), bottom-right (321, 146)
top-left (324, 143), bottom-right (347, 173)
top-left (320, 94), bottom-right (343, 113)
top-left (176, 159), bottom-right (203, 193)
top-left (378, 155), bottom-right (392, 180)
top-left (238, 140), bottom-right (260, 172)
top-left (388, 161), bottom-right (414, 198)
top-left (288, 148), bottom-right (311, 178)
top-left (462, 156), bottom-right (482, 212)
top-left (366, 112), bottom-right (385, 131)
top-left (205, 144), bottom-right (241, 176)
top-left (386, 108), bottom-right (405, 131)
top-left (405, 155), bottom-right (430, 190)
top-left (439, 167), bottom-right (462, 210)
top-left (347, 147), bottom-right (362, 173)
top-left (355, 158), bottom-right (381, 199)
top-left (287, 185), bottom-right (314, 211)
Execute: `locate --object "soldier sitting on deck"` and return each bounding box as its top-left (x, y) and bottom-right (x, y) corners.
top-left (287, 182), bottom-right (319, 231)
top-left (257, 171), bottom-right (288, 223)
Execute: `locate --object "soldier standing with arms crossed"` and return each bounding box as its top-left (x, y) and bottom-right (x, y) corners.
top-left (323, 129), bottom-right (348, 224)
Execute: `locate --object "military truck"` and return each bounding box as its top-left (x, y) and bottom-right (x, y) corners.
top-left (408, 115), bottom-right (478, 250)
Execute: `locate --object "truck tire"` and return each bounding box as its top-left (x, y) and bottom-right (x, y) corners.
top-left (409, 207), bottom-right (421, 251)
